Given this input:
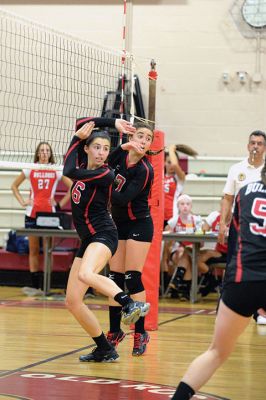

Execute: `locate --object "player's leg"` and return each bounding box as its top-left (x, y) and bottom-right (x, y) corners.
top-left (65, 255), bottom-right (119, 363)
top-left (78, 240), bottom-right (149, 326)
top-left (171, 301), bottom-right (251, 399)
top-left (125, 238), bottom-right (151, 356)
top-left (107, 240), bottom-right (127, 347)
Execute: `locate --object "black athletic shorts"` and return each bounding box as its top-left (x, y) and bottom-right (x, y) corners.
top-left (76, 229), bottom-right (118, 258)
top-left (115, 217), bottom-right (154, 243)
top-left (25, 216), bottom-right (37, 229)
top-left (222, 281), bottom-right (266, 317)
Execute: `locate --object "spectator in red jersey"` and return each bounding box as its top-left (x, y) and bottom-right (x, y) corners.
top-left (162, 145), bottom-right (186, 290)
top-left (11, 142), bottom-right (72, 296)
top-left (164, 145), bottom-right (186, 224)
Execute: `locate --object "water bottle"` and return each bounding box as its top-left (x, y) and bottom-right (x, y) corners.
top-left (195, 216), bottom-right (202, 234)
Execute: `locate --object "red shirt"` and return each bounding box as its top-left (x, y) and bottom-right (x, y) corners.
top-left (23, 168), bottom-right (62, 218)
top-left (164, 174), bottom-right (183, 220)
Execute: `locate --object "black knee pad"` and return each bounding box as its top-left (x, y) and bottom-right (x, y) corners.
top-left (108, 271), bottom-right (125, 291)
top-left (125, 270), bottom-right (144, 295)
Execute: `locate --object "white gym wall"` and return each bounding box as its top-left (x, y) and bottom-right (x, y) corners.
top-left (0, 0), bottom-right (265, 156)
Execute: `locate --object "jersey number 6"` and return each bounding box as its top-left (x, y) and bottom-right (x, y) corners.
top-left (72, 181), bottom-right (85, 204)
top-left (250, 198), bottom-right (266, 237)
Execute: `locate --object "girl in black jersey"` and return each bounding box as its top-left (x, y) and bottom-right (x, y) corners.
top-left (171, 162), bottom-right (266, 400)
top-left (106, 122), bottom-right (155, 356)
top-left (63, 120), bottom-right (150, 363)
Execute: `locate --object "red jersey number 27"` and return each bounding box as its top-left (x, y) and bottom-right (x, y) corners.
top-left (250, 198), bottom-right (266, 237)
top-left (72, 181), bottom-right (85, 204)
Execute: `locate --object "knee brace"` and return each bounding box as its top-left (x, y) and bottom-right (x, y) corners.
top-left (108, 271), bottom-right (125, 291)
top-left (125, 270), bottom-right (144, 295)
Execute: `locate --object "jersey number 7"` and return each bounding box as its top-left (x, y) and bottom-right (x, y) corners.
top-left (115, 174), bottom-right (126, 192)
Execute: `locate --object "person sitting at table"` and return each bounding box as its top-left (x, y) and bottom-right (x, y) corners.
top-left (11, 142), bottom-right (72, 296)
top-left (197, 210), bottom-right (228, 297)
top-left (164, 194), bottom-right (202, 300)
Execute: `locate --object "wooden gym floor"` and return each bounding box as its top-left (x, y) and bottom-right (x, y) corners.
top-left (0, 286), bottom-right (265, 400)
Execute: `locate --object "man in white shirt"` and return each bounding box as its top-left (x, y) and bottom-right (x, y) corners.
top-left (218, 130), bottom-right (266, 325)
top-left (219, 130), bottom-right (266, 244)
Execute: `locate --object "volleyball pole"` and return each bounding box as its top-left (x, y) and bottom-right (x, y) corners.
top-left (143, 60), bottom-right (164, 331)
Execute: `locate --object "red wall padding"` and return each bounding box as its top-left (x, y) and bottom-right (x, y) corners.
top-left (143, 130), bottom-right (164, 330)
top-left (0, 249), bottom-right (74, 272)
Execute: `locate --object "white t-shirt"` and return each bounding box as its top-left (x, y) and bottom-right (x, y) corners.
top-left (223, 158), bottom-right (263, 196)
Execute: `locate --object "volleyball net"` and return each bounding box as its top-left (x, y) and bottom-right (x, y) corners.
top-left (0, 8), bottom-right (133, 169)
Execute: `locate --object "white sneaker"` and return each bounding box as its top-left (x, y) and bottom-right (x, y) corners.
top-left (257, 315), bottom-right (266, 325)
top-left (22, 287), bottom-right (44, 296)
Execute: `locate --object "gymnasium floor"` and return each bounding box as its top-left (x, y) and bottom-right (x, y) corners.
top-left (0, 286), bottom-right (265, 400)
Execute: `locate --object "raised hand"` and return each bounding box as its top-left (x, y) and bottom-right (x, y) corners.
top-left (75, 121), bottom-right (95, 140)
top-left (115, 119), bottom-right (136, 135)
top-left (121, 141), bottom-right (145, 155)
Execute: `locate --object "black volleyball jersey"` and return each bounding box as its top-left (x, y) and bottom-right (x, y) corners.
top-left (108, 146), bottom-right (154, 223)
top-left (226, 180), bottom-right (266, 283)
top-left (63, 136), bottom-right (116, 240)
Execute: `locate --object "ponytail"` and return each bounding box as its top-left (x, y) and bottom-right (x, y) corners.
top-left (146, 148), bottom-right (164, 156)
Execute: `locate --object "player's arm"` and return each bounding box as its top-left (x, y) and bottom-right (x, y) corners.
top-left (63, 129), bottom-right (114, 185)
top-left (11, 172), bottom-right (29, 207)
top-left (169, 144), bottom-right (185, 182)
top-left (108, 140), bottom-right (144, 167)
top-left (76, 117), bottom-right (135, 134)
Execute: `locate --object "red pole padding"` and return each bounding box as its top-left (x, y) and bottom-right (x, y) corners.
top-left (143, 130), bottom-right (164, 331)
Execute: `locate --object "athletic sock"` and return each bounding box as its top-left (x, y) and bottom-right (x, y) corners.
top-left (171, 381), bottom-right (195, 400)
top-left (135, 316), bottom-right (145, 334)
top-left (114, 292), bottom-right (134, 307)
top-left (92, 332), bottom-right (112, 351)
top-left (109, 306), bottom-right (122, 332)
top-left (31, 272), bottom-right (40, 289)
top-left (38, 271), bottom-right (44, 289)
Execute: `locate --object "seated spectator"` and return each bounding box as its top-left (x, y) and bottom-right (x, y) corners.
top-left (162, 145), bottom-right (186, 290)
top-left (198, 210), bottom-right (228, 297)
top-left (164, 194), bottom-right (202, 300)
top-left (163, 144), bottom-right (186, 225)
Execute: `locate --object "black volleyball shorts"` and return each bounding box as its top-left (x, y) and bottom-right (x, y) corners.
top-left (222, 281), bottom-right (266, 317)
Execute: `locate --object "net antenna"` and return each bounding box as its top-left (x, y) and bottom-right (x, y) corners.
top-left (0, 8), bottom-right (133, 170)
top-left (119, 0), bottom-right (133, 143)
